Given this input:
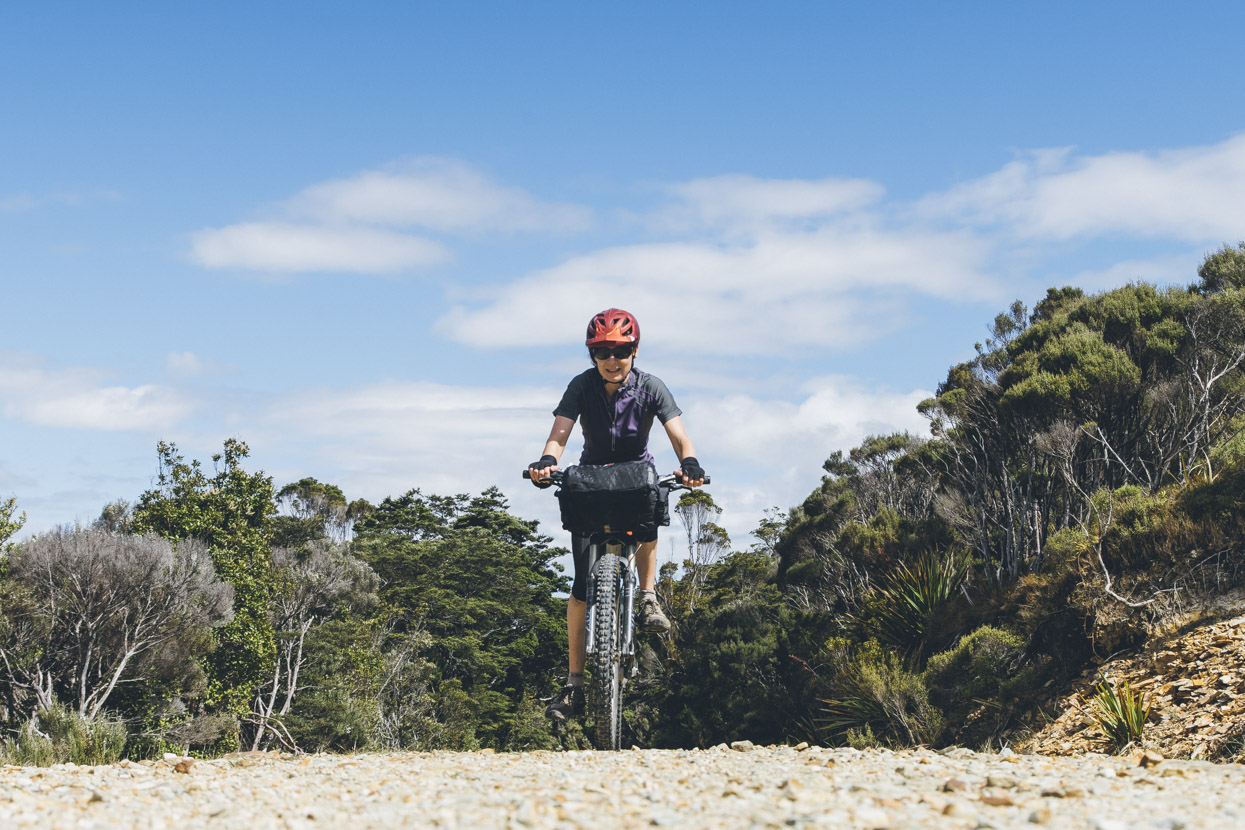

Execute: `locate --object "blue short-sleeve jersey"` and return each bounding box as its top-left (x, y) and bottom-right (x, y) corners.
top-left (554, 368), bottom-right (682, 465)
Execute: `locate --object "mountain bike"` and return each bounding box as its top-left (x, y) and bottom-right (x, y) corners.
top-left (524, 465), bottom-right (708, 750)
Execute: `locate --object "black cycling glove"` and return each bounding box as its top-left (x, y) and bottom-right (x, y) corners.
top-left (679, 456), bottom-right (705, 482)
top-left (528, 455), bottom-right (558, 488)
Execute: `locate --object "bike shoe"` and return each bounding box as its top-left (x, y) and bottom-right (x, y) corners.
top-left (543, 684), bottom-right (584, 722)
top-left (637, 595), bottom-right (672, 634)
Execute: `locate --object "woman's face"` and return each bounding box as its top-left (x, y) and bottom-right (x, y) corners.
top-left (591, 344), bottom-right (635, 385)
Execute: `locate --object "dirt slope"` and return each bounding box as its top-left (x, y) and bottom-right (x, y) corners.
top-left (1020, 610), bottom-right (1245, 762)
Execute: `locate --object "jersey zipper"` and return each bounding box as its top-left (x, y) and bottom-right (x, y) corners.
top-left (601, 374), bottom-right (626, 454)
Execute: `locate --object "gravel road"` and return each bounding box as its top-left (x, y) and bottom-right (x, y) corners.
top-left (2, 744), bottom-right (1241, 829)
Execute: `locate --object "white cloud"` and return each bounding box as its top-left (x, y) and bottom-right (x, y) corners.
top-left (687, 375), bottom-right (931, 467)
top-left (0, 356), bottom-right (192, 431)
top-left (683, 376), bottom-right (931, 542)
top-left (288, 158), bottom-right (593, 233)
top-left (189, 222), bottom-right (450, 273)
top-left (190, 158), bottom-right (593, 275)
top-left (440, 135), bottom-right (1245, 355)
top-left (919, 134), bottom-right (1245, 242)
top-left (258, 380), bottom-right (560, 498)
top-left (437, 226), bottom-right (994, 353)
top-left (660, 174), bottom-right (885, 232)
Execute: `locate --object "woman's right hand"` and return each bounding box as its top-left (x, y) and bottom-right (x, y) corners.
top-left (528, 455), bottom-right (559, 486)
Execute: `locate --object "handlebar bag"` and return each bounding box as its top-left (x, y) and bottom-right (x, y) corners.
top-left (556, 461), bottom-right (670, 535)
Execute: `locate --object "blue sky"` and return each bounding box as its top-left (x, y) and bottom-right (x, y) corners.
top-left (4, 2), bottom-right (1245, 553)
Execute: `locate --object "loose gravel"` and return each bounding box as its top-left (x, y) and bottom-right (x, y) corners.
top-left (2, 744), bottom-right (1242, 829)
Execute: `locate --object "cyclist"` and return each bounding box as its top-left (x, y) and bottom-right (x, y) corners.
top-left (529, 307), bottom-right (706, 721)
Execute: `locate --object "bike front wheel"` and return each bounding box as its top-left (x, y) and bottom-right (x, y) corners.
top-left (589, 552), bottom-right (624, 750)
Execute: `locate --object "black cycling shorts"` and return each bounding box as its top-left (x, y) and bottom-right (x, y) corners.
top-left (570, 529), bottom-right (658, 602)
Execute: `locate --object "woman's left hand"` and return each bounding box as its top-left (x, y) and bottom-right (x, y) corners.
top-left (676, 457), bottom-right (705, 487)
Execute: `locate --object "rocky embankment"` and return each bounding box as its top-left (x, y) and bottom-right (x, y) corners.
top-left (1022, 611), bottom-right (1245, 761)
top-left (3, 744), bottom-right (1245, 829)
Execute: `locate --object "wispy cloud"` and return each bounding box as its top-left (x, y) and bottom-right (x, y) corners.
top-left (683, 375), bottom-right (931, 537)
top-left (288, 158), bottom-right (594, 233)
top-left (257, 380), bottom-right (559, 499)
top-left (189, 158), bottom-right (592, 275)
top-left (438, 227), bottom-right (994, 353)
top-left (190, 222), bottom-right (450, 273)
top-left (688, 375), bottom-right (931, 467)
top-left (657, 174), bottom-right (885, 233)
top-left (917, 135), bottom-right (1245, 241)
top-left (0, 355), bottom-right (192, 431)
top-left (0, 463), bottom-right (37, 491)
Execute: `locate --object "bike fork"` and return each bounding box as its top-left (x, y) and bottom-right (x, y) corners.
top-left (584, 541), bottom-right (598, 656)
top-left (621, 547), bottom-right (637, 664)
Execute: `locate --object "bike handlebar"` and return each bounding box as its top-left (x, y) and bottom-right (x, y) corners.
top-left (522, 468), bottom-right (709, 489)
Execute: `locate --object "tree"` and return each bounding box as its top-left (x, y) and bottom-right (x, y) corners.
top-left (642, 548), bottom-right (801, 748)
top-left (672, 490), bottom-right (730, 608)
top-left (352, 487), bottom-right (568, 750)
top-left (249, 541), bottom-right (380, 750)
top-left (0, 529), bottom-right (232, 722)
top-left (1196, 241), bottom-right (1245, 294)
top-left (131, 440), bottom-right (277, 717)
top-left (919, 299), bottom-right (1064, 580)
top-left (841, 434), bottom-right (937, 522)
top-left (750, 507), bottom-right (786, 558)
top-left (273, 478), bottom-right (373, 546)
top-left (94, 500), bottom-right (134, 534)
top-left (1, 496), bottom-right (25, 552)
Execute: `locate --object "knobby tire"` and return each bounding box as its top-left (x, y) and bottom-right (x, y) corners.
top-left (590, 552), bottom-right (624, 750)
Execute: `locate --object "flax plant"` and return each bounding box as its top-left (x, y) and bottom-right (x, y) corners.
top-left (871, 550), bottom-right (967, 652)
top-left (1089, 678), bottom-right (1151, 753)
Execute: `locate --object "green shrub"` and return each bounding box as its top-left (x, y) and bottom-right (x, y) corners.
top-left (1209, 415), bottom-right (1245, 472)
top-left (926, 626), bottom-right (1025, 692)
top-left (926, 625), bottom-right (1029, 745)
top-left (821, 640), bottom-right (943, 748)
top-left (0, 704), bottom-right (128, 766)
top-left (1035, 527), bottom-right (1090, 575)
top-left (845, 723), bottom-right (879, 750)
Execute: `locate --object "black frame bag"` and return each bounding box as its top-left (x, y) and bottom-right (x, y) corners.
top-left (556, 461), bottom-right (670, 535)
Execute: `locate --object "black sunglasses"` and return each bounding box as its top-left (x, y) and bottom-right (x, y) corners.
top-left (591, 345), bottom-right (635, 361)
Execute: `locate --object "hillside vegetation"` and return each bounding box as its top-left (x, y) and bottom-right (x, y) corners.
top-left (2, 244), bottom-right (1245, 761)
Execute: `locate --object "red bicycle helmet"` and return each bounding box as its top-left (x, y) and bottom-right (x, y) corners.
top-left (585, 308), bottom-right (640, 347)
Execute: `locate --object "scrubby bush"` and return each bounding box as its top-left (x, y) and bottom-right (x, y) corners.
top-left (926, 625), bottom-right (1025, 697)
top-left (821, 639), bottom-right (942, 748)
top-left (926, 625), bottom-right (1030, 745)
top-left (0, 528), bottom-right (233, 726)
top-left (0, 704), bottom-right (128, 766)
